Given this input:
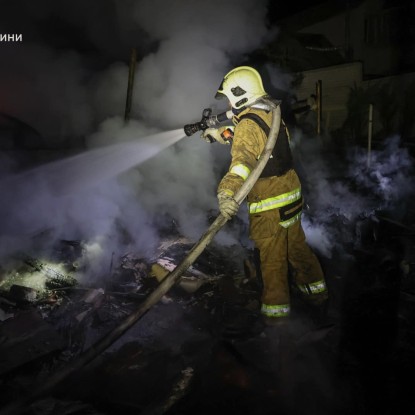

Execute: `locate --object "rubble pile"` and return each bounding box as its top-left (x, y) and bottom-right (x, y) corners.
top-left (0, 209), bottom-right (415, 414)
top-left (0, 235), bottom-right (264, 414)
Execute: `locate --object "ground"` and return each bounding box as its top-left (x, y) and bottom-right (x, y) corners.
top-left (1, 211), bottom-right (415, 415)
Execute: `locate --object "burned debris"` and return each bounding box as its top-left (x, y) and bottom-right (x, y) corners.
top-left (1, 125), bottom-right (415, 415)
top-left (0, 201), bottom-right (414, 415)
top-left (0, 232), bottom-right (262, 413)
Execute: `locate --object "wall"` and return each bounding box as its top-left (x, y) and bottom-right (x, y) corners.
top-left (294, 62), bottom-right (363, 132)
top-left (362, 72), bottom-right (415, 140)
top-left (298, 0), bottom-right (398, 77)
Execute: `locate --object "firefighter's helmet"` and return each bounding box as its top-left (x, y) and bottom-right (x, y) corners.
top-left (215, 66), bottom-right (267, 109)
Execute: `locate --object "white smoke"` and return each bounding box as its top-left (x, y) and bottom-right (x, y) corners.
top-left (0, 0), bottom-right (270, 139)
top-left (0, 0), bottom-right (272, 280)
top-left (296, 133), bottom-right (415, 258)
top-left (2, 0), bottom-right (413, 279)
top-left (130, 0), bottom-right (271, 127)
top-left (348, 136), bottom-right (415, 205)
top-left (265, 62), bottom-right (294, 92)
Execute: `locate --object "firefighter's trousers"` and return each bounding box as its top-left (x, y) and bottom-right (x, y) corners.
top-left (248, 170), bottom-right (328, 318)
top-left (254, 219), bottom-right (328, 317)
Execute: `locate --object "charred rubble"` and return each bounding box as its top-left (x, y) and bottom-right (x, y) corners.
top-left (0, 189), bottom-right (415, 414)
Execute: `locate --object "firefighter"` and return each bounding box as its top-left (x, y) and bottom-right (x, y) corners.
top-left (203, 66), bottom-right (328, 325)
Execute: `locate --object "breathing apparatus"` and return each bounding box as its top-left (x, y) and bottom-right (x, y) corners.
top-left (183, 108), bottom-right (233, 143)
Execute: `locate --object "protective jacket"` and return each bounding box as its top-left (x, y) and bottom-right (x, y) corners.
top-left (218, 105), bottom-right (327, 319)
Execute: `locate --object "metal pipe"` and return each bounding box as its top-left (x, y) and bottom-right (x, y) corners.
top-left (0, 99), bottom-right (281, 415)
top-left (124, 48), bottom-right (137, 123)
top-left (367, 103), bottom-right (373, 168)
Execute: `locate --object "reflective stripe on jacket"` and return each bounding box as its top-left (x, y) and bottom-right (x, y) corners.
top-left (249, 188), bottom-right (301, 214)
top-left (249, 187), bottom-right (302, 228)
top-left (217, 107), bottom-right (301, 228)
top-left (230, 164), bottom-right (251, 181)
top-left (218, 107), bottom-right (270, 197)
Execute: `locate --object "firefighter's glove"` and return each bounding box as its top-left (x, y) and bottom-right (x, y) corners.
top-left (201, 127), bottom-right (229, 145)
top-left (217, 191), bottom-right (239, 220)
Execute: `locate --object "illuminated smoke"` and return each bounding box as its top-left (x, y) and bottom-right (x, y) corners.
top-left (298, 134), bottom-right (415, 257)
top-left (129, 0), bottom-right (271, 127)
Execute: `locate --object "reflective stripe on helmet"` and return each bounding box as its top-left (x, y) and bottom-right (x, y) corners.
top-left (248, 188), bottom-right (301, 214)
top-left (230, 164), bottom-right (251, 180)
top-left (261, 303), bottom-right (290, 317)
top-left (298, 280), bottom-right (327, 295)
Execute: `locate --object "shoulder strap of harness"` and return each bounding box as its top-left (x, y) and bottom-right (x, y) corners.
top-left (238, 112), bottom-right (293, 178)
top-left (238, 113), bottom-right (270, 136)
top-left (238, 112), bottom-right (290, 140)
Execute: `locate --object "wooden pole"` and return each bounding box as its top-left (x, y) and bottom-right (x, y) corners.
top-left (316, 80), bottom-right (322, 136)
top-left (124, 48), bottom-right (137, 123)
top-left (367, 103), bottom-right (373, 168)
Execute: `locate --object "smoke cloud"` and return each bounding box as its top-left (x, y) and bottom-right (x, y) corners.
top-left (1, 0), bottom-right (414, 285)
top-left (295, 134), bottom-right (415, 258)
top-left (130, 0), bottom-right (271, 127)
top-left (2, 0), bottom-right (413, 281)
top-left (0, 0), bottom-right (271, 280)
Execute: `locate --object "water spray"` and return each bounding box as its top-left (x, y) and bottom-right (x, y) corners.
top-left (0, 129), bottom-right (185, 200)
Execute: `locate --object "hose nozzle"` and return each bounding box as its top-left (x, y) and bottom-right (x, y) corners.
top-left (184, 122), bottom-right (203, 137)
top-left (184, 108), bottom-right (212, 137)
top-left (183, 108), bottom-right (233, 137)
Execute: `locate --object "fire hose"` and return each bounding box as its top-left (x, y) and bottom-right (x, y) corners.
top-left (0, 98), bottom-right (281, 415)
